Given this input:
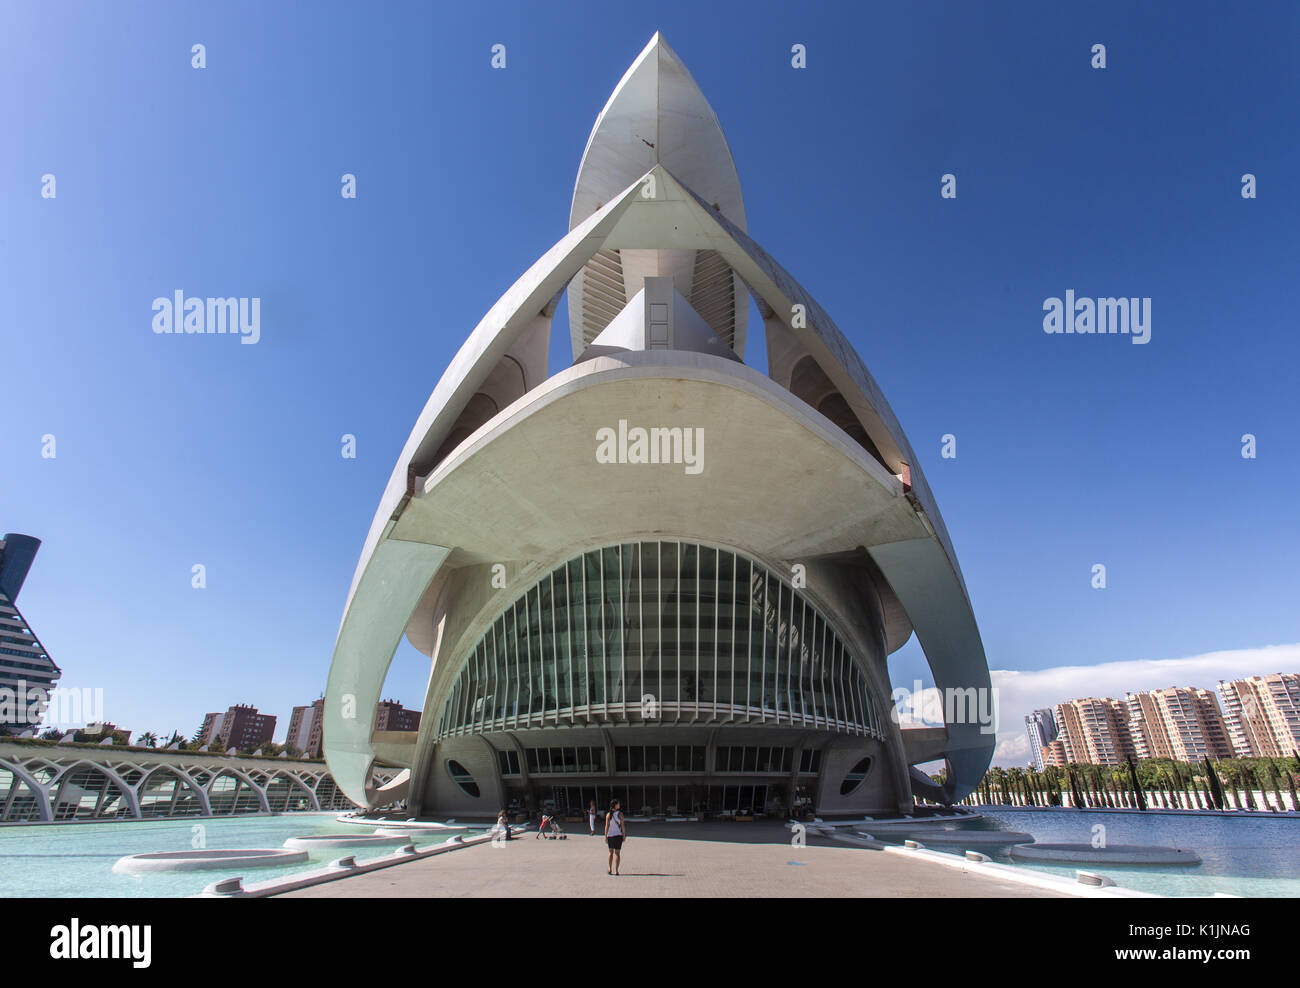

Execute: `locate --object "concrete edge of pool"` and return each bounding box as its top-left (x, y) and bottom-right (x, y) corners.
top-left (190, 831), bottom-right (500, 897)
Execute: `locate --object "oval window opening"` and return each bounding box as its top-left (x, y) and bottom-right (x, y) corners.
top-left (446, 760), bottom-right (480, 798)
top-left (840, 757), bottom-right (872, 796)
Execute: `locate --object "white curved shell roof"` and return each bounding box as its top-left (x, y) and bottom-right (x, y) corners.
top-left (568, 34), bottom-right (749, 358)
top-left (569, 33), bottom-right (746, 233)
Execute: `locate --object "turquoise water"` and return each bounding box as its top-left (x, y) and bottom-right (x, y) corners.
top-left (6, 808), bottom-right (1296, 897)
top-left (0, 813), bottom-right (483, 898)
top-left (939, 808), bottom-right (1300, 897)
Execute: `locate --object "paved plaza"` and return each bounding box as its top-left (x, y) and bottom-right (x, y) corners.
top-left (277, 822), bottom-right (1063, 898)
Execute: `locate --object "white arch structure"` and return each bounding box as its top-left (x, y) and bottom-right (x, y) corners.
top-left (0, 744), bottom-right (399, 823)
top-left (325, 34), bottom-right (994, 813)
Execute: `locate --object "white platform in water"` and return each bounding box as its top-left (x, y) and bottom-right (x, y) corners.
top-left (282, 834), bottom-right (409, 850)
top-left (1009, 843), bottom-right (1201, 866)
top-left (884, 830), bottom-right (1033, 848)
top-left (825, 813), bottom-right (983, 829)
top-left (113, 848), bottom-right (309, 874)
top-left (335, 816), bottom-right (471, 831)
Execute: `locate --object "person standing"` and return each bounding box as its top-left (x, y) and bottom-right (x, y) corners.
top-left (588, 800), bottom-right (597, 836)
top-left (604, 799), bottom-right (625, 876)
top-left (496, 808), bottom-right (511, 841)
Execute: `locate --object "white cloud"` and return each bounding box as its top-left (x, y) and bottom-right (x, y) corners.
top-left (985, 642), bottom-right (1300, 768)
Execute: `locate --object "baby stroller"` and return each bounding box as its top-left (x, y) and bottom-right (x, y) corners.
top-left (535, 811), bottom-right (567, 839)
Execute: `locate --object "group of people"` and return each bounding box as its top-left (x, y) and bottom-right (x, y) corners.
top-left (494, 799), bottom-right (627, 875)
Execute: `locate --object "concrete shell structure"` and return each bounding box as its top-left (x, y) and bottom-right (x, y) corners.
top-left (324, 35), bottom-right (993, 819)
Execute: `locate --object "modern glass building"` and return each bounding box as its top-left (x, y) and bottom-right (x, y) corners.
top-left (323, 35), bottom-right (994, 819)
top-left (0, 534), bottom-right (61, 734)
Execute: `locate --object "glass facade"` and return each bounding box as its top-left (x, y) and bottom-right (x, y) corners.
top-left (436, 540), bottom-right (882, 740)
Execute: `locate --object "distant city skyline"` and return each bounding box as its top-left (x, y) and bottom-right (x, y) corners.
top-left (1003, 647), bottom-right (1300, 769)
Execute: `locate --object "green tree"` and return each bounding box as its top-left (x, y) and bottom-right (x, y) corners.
top-left (1240, 766), bottom-right (1257, 810)
top-left (1269, 760), bottom-right (1287, 813)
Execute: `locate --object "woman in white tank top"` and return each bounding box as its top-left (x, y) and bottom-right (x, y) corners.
top-left (604, 799), bottom-right (626, 875)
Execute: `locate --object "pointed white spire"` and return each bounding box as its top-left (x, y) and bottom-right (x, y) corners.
top-left (570, 33), bottom-right (746, 233)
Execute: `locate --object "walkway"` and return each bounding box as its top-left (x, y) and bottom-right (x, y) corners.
top-left (277, 822), bottom-right (1064, 897)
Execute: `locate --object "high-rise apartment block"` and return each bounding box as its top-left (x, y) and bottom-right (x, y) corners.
top-left (1218, 675), bottom-right (1300, 758)
top-left (1050, 697), bottom-right (1135, 765)
top-left (1025, 708), bottom-right (1058, 770)
top-left (1125, 687), bottom-right (1232, 762)
top-left (198, 704), bottom-right (276, 751)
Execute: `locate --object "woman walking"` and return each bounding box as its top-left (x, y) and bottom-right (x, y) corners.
top-left (604, 799), bottom-right (626, 876)
top-left (588, 800), bottom-right (597, 836)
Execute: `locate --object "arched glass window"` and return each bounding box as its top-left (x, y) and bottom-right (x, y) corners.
top-left (436, 541), bottom-right (882, 741)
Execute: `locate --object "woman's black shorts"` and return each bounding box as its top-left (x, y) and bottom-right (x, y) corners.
top-left (606, 835), bottom-right (624, 850)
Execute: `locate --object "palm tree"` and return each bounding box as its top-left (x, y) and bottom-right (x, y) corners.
top-left (138, 731), bottom-right (158, 748)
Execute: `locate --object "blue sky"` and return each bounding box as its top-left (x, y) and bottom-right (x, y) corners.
top-left (2, 1), bottom-right (1297, 762)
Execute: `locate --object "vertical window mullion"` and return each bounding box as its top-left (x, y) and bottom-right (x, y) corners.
top-left (821, 621), bottom-right (832, 730)
top-left (617, 545), bottom-right (625, 710)
top-left (694, 544), bottom-right (701, 724)
top-left (547, 573), bottom-right (557, 725)
top-left (506, 616), bottom-right (517, 731)
top-left (676, 540), bottom-right (686, 728)
top-left (471, 643), bottom-right (482, 734)
top-left (637, 545), bottom-right (644, 719)
top-left (759, 568), bottom-right (768, 722)
top-left (598, 549), bottom-right (607, 714)
top-left (657, 541), bottom-right (662, 716)
top-left (479, 640), bottom-right (489, 734)
top-left (712, 548), bottom-right (720, 721)
top-left (565, 568), bottom-right (575, 719)
top-left (797, 598), bottom-right (807, 727)
top-left (785, 581), bottom-right (795, 725)
top-left (773, 579), bottom-right (784, 725)
top-left (852, 663), bottom-right (865, 736)
top-left (829, 630), bottom-right (842, 731)
top-left (584, 555), bottom-right (593, 716)
top-left (842, 642), bottom-right (854, 734)
top-left (488, 622), bottom-right (499, 729)
top-left (456, 670), bottom-right (468, 736)
top-left (523, 596), bottom-right (535, 726)
top-left (811, 610), bottom-right (821, 730)
top-left (744, 559), bottom-right (753, 716)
